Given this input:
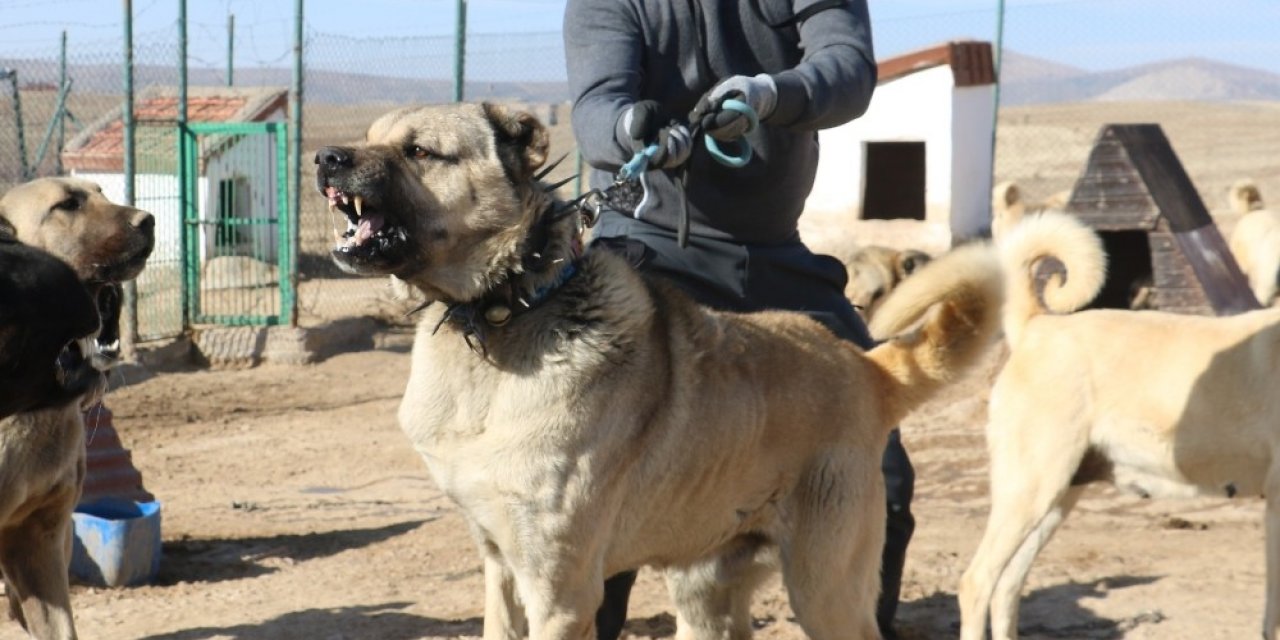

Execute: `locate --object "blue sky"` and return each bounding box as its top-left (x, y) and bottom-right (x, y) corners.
top-left (1, 0), bottom-right (1278, 76)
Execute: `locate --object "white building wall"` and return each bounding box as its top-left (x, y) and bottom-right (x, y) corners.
top-left (949, 84), bottom-right (997, 240)
top-left (806, 65), bottom-right (957, 222)
top-left (204, 133), bottom-right (280, 262)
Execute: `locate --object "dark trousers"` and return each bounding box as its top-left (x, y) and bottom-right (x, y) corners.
top-left (590, 212), bottom-right (915, 638)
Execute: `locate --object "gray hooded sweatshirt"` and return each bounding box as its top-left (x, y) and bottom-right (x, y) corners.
top-left (564, 0), bottom-right (877, 245)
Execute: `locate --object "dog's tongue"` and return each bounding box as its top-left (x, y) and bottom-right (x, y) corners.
top-left (354, 212), bottom-right (385, 244)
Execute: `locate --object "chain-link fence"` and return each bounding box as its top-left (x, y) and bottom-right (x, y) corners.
top-left (3, 1), bottom-right (1277, 340)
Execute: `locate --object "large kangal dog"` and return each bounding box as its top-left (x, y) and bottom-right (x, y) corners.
top-left (0, 177), bottom-right (154, 639)
top-left (314, 102), bottom-right (1014, 640)
top-left (959, 210), bottom-right (1280, 640)
top-left (1226, 179), bottom-right (1280, 306)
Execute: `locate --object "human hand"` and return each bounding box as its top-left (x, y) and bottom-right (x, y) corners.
top-left (692, 74), bottom-right (778, 141)
top-left (622, 100), bottom-right (693, 169)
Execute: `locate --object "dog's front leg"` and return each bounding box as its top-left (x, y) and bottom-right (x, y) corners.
top-left (0, 505), bottom-right (78, 639)
top-left (514, 556), bottom-right (604, 640)
top-left (484, 549), bottom-right (528, 640)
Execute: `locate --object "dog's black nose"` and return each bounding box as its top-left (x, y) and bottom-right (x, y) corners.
top-left (315, 146), bottom-right (353, 168)
top-left (132, 211), bottom-right (155, 233)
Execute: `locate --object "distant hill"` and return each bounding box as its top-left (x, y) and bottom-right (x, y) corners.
top-left (999, 53), bottom-right (1280, 105)
top-left (5, 50), bottom-right (1279, 107)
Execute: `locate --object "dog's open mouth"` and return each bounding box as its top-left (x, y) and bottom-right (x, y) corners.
top-left (325, 186), bottom-right (410, 268)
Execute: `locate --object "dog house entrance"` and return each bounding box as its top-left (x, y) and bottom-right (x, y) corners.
top-left (862, 141), bottom-right (925, 221)
top-left (1088, 230), bottom-right (1153, 310)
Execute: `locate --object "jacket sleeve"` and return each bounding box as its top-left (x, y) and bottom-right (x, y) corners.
top-left (768, 0), bottom-right (878, 130)
top-left (563, 0), bottom-right (643, 171)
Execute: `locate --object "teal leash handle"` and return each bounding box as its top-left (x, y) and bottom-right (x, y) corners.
top-left (703, 98), bottom-right (757, 168)
top-left (618, 143), bottom-right (660, 182)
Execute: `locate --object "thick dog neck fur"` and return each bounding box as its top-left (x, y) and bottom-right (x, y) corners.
top-left (433, 183), bottom-right (588, 340)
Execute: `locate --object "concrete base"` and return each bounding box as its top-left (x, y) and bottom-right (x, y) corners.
top-left (190, 316), bottom-right (389, 368)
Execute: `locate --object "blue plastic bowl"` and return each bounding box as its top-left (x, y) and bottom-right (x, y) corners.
top-left (70, 498), bottom-right (162, 587)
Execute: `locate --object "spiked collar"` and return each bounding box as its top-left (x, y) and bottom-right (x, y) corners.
top-left (431, 199), bottom-right (588, 354)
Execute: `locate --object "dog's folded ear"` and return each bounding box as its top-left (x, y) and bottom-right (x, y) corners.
top-left (481, 102), bottom-right (550, 179)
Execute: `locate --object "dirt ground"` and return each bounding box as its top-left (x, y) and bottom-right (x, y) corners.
top-left (4, 327), bottom-right (1265, 640)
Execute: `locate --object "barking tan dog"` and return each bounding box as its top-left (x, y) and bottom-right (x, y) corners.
top-left (314, 102), bottom-right (1012, 640)
top-left (958, 211), bottom-right (1280, 640)
top-left (0, 177), bottom-right (154, 640)
top-left (1226, 179), bottom-right (1280, 306)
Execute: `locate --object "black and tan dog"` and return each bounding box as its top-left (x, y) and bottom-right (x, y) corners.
top-left (0, 177), bottom-right (153, 640)
top-left (313, 103), bottom-right (1023, 640)
top-left (0, 234), bottom-right (102, 420)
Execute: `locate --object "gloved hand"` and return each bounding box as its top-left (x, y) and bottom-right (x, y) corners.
top-left (622, 100), bottom-right (693, 169)
top-left (691, 74), bottom-right (778, 141)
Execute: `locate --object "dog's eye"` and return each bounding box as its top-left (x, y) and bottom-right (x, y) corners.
top-left (56, 197), bottom-right (80, 212)
top-left (410, 146), bottom-right (431, 159)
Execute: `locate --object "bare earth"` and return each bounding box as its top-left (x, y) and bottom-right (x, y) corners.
top-left (4, 334), bottom-right (1264, 640)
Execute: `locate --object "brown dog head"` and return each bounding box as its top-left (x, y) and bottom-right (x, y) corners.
top-left (0, 176), bottom-right (155, 286)
top-left (845, 246), bottom-right (932, 321)
top-left (313, 102), bottom-right (550, 302)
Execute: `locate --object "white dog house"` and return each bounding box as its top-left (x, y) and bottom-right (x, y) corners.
top-left (804, 41), bottom-right (997, 242)
top-left (62, 86), bottom-right (288, 263)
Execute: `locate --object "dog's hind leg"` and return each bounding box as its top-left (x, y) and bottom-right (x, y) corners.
top-left (987, 485), bottom-right (1085, 640)
top-left (0, 506), bottom-right (78, 639)
top-left (959, 437), bottom-right (1086, 640)
top-left (782, 451), bottom-right (884, 640)
top-left (667, 538), bottom-right (775, 640)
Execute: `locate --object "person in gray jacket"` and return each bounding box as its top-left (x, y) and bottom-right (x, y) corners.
top-left (564, 1), bottom-right (914, 638)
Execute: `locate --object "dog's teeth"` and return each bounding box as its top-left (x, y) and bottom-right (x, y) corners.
top-left (354, 196), bottom-right (363, 217)
top-left (342, 195), bottom-right (350, 206)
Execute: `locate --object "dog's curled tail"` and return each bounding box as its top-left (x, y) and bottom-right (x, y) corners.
top-left (999, 211), bottom-right (1107, 346)
top-left (866, 243), bottom-right (1004, 427)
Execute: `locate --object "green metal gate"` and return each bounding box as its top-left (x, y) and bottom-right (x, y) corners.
top-left (179, 121), bottom-right (294, 327)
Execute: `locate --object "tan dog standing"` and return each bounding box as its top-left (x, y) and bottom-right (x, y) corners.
top-left (308, 102), bottom-right (1100, 640)
top-left (0, 177), bottom-right (154, 640)
top-left (1226, 179), bottom-right (1280, 306)
top-left (959, 210), bottom-right (1280, 640)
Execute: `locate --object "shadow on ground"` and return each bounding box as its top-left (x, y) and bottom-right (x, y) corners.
top-left (154, 520), bottom-right (428, 585)
top-left (139, 603), bottom-right (482, 640)
top-left (897, 575), bottom-right (1163, 639)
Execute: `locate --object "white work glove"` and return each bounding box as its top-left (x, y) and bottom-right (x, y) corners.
top-left (694, 74), bottom-right (778, 141)
top-left (621, 100), bottom-right (693, 169)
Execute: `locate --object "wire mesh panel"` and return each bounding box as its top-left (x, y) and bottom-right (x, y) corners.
top-left (181, 121), bottom-right (293, 326)
top-left (134, 120), bottom-right (183, 340)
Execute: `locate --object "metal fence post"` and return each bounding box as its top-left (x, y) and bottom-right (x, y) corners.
top-left (227, 13), bottom-right (234, 87)
top-left (178, 0), bottom-right (192, 329)
top-left (289, 0), bottom-right (303, 327)
top-left (57, 31), bottom-right (67, 176)
top-left (453, 0), bottom-right (466, 102)
top-left (121, 0), bottom-right (139, 361)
